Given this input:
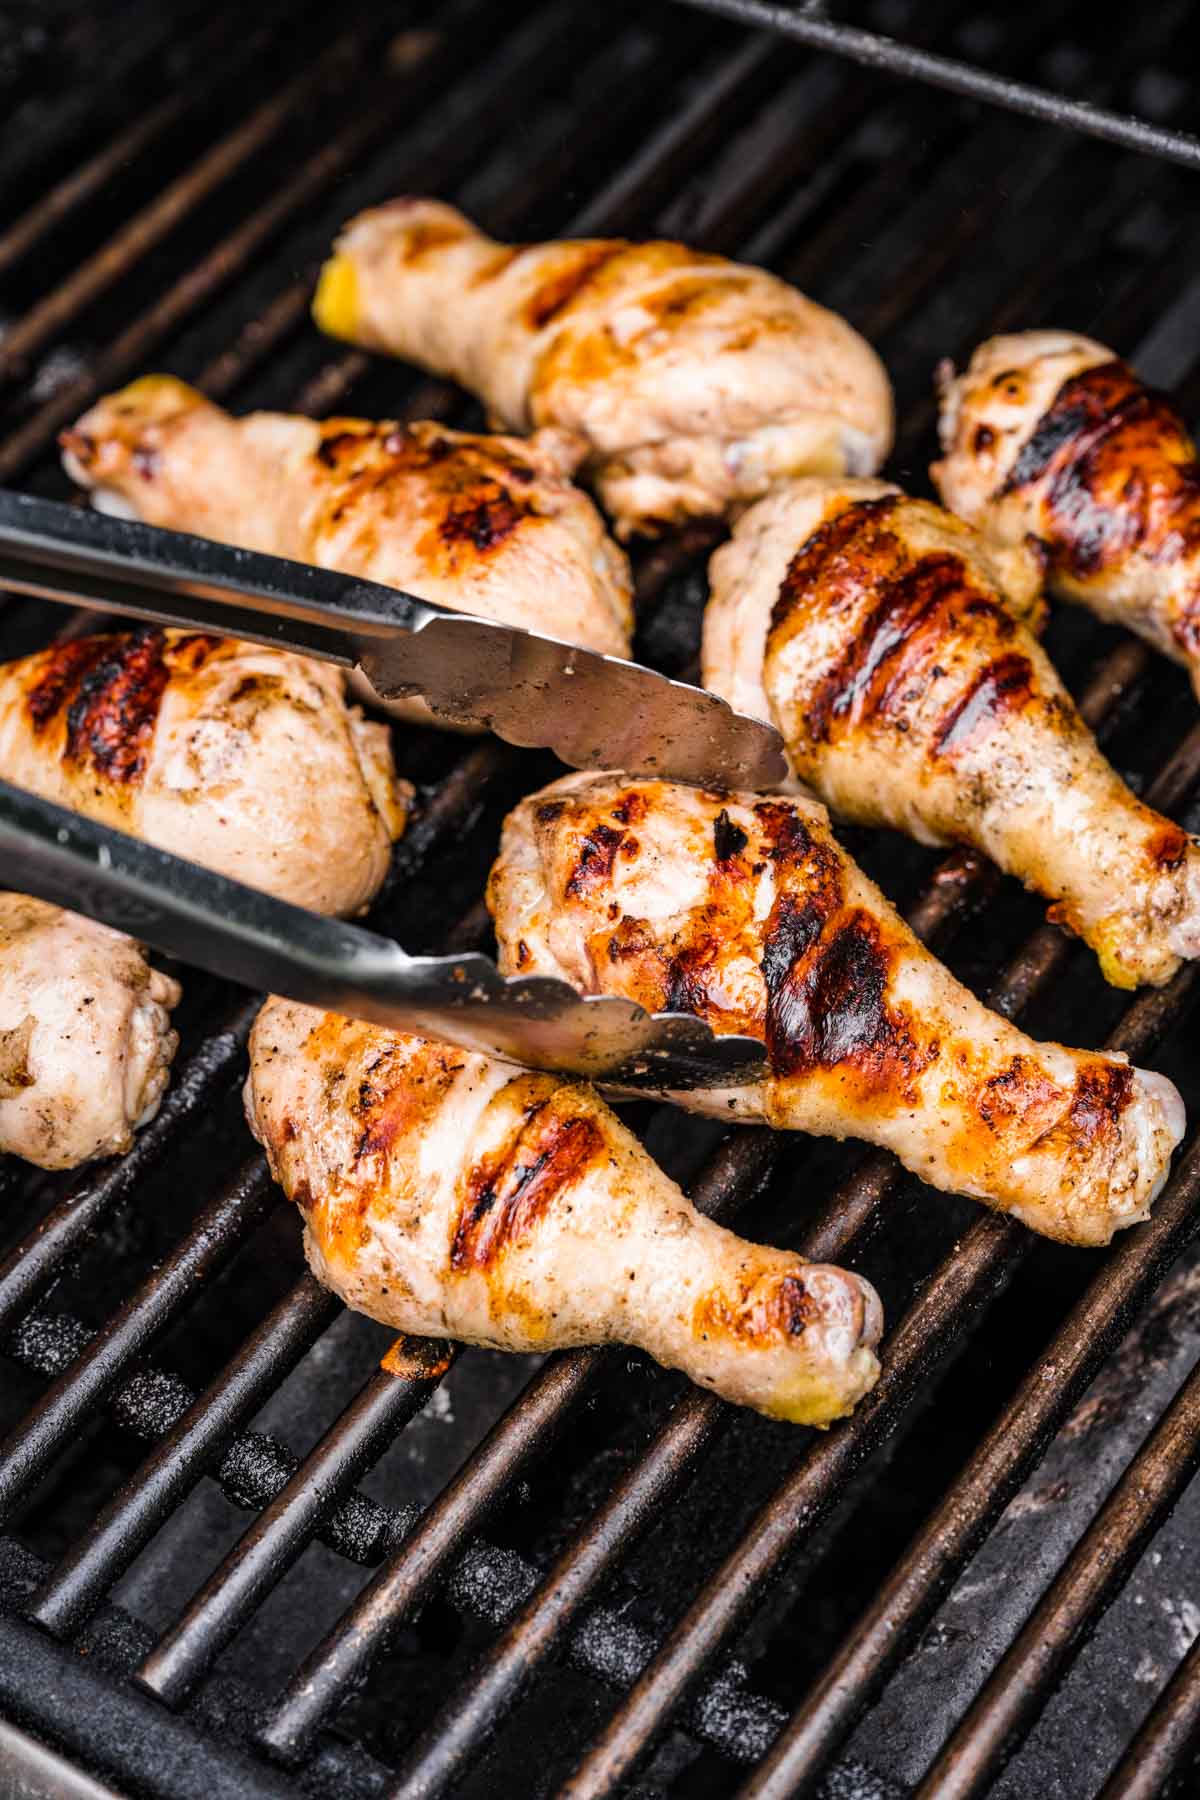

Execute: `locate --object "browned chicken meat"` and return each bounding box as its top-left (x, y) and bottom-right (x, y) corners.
top-left (0, 897), bottom-right (179, 1169)
top-left (246, 999), bottom-right (883, 1425)
top-left (488, 775), bottom-right (1185, 1247)
top-left (0, 627), bottom-right (409, 917)
top-left (701, 478), bottom-right (1200, 990)
top-left (310, 197), bottom-right (894, 537)
top-left (61, 377), bottom-right (634, 720)
top-left (933, 332), bottom-right (1200, 689)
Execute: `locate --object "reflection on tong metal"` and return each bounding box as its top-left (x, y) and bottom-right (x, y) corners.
top-left (0, 490), bottom-right (787, 791)
top-left (0, 778), bottom-right (768, 1088)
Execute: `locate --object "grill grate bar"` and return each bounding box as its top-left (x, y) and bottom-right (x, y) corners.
top-left (564, 1052), bottom-right (1200, 1796)
top-left (0, 6), bottom-right (210, 221)
top-left (257, 1128), bottom-right (777, 1765)
top-left (253, 637), bottom-right (1196, 1776)
top-left (0, 2), bottom-right (331, 294)
top-left (670, 0), bottom-right (1200, 170)
top-left (26, 1274), bottom-right (340, 1638)
top-left (187, 21), bottom-right (685, 408)
top-left (739, 1147), bottom-right (1200, 1797)
top-left (0, 1159), bottom-right (276, 1527)
top-left (2, 1283), bottom-right (784, 1766)
top-left (0, 0), bottom-right (531, 484)
top-left (0, 1000), bottom-right (258, 1340)
top-left (388, 1385), bottom-right (724, 1800)
top-left (559, 937), bottom-right (1200, 1786)
top-left (136, 1340), bottom-right (462, 1709)
top-left (0, 1612), bottom-right (296, 1800)
top-left (913, 1339), bottom-right (1200, 1800)
top-left (0, 19), bottom-right (387, 388)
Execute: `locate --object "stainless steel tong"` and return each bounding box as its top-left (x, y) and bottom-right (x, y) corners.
top-left (0, 777), bottom-right (767, 1088)
top-left (0, 490), bottom-right (787, 790)
top-left (0, 489), bottom-right (781, 1085)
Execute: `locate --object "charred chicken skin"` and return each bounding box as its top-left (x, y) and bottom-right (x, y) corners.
top-left (0, 628), bottom-right (409, 917)
top-left (933, 332), bottom-right (1200, 687)
top-left (701, 478), bottom-right (1200, 990)
top-left (62, 377), bottom-right (634, 695)
top-left (246, 999), bottom-right (883, 1425)
top-left (0, 897), bottom-right (179, 1170)
top-left (310, 197), bottom-right (894, 538)
top-left (488, 775), bottom-right (1185, 1247)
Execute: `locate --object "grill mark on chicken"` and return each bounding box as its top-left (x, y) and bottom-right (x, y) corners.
top-left (0, 1017), bottom-right (35, 1097)
top-left (610, 793), bottom-right (647, 827)
top-left (773, 498), bottom-right (1035, 750)
top-left (526, 251), bottom-right (725, 397)
top-left (999, 362), bottom-right (1200, 651)
top-left (314, 426), bottom-right (376, 469)
top-left (566, 822), bottom-right (626, 896)
top-left (1148, 822), bottom-right (1191, 871)
top-left (662, 930), bottom-right (725, 1018)
top-left (56, 629), bottom-right (170, 783)
top-left (934, 650), bottom-right (1036, 756)
top-left (975, 1054), bottom-right (1065, 1134)
top-left (452, 1095), bottom-right (603, 1270)
top-left (523, 243), bottom-right (627, 331)
top-left (25, 636), bottom-right (112, 733)
top-left (764, 907), bottom-right (930, 1094)
top-left (349, 1042), bottom-right (460, 1162)
top-left (397, 215), bottom-right (468, 262)
top-left (693, 1272), bottom-right (819, 1349)
top-left (439, 486), bottom-right (526, 553)
top-left (468, 247), bottom-right (520, 286)
top-left (714, 808), bottom-right (748, 862)
top-left (1064, 1059), bottom-right (1135, 1145)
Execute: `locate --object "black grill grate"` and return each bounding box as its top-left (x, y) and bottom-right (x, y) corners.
top-left (1, 3), bottom-right (1200, 1797)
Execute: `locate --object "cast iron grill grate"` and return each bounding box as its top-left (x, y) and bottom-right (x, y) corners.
top-left (1, 3), bottom-right (1199, 1797)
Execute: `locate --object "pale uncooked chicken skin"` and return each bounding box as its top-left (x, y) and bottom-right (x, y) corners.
top-left (62, 377), bottom-right (634, 677)
top-left (488, 774), bottom-right (1185, 1247)
top-left (310, 197), bottom-right (894, 537)
top-left (701, 477), bottom-right (1200, 990)
top-left (246, 999), bottom-right (883, 1425)
top-left (0, 896), bottom-right (179, 1169)
top-left (933, 331), bottom-right (1200, 686)
top-left (0, 627), bottom-right (409, 917)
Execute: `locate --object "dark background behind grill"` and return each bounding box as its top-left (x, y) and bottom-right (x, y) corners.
top-left (1, 3), bottom-right (1200, 1797)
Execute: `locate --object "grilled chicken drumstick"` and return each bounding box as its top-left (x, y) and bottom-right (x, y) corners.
top-left (0, 626), bottom-right (408, 1169)
top-left (246, 999), bottom-right (884, 1425)
top-left (0, 627), bottom-right (409, 917)
top-left (0, 897), bottom-right (179, 1169)
top-left (933, 332), bottom-right (1200, 690)
top-left (488, 775), bottom-right (1185, 1246)
top-left (310, 197), bottom-right (893, 537)
top-left (701, 478), bottom-right (1200, 990)
top-left (62, 376), bottom-right (634, 726)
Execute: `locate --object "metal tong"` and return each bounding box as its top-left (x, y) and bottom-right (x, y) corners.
top-left (0, 490), bottom-right (787, 790)
top-left (0, 778), bottom-right (767, 1088)
top-left (0, 491), bottom-right (778, 1085)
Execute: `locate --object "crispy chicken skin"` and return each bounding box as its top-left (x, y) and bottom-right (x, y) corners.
top-left (0, 896), bottom-right (179, 1169)
top-left (0, 628), bottom-right (409, 916)
top-left (488, 775), bottom-right (1185, 1246)
top-left (246, 999), bottom-right (883, 1425)
top-left (310, 197), bottom-right (894, 538)
top-left (933, 332), bottom-right (1200, 684)
top-left (701, 478), bottom-right (1200, 990)
top-left (61, 379), bottom-right (634, 688)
